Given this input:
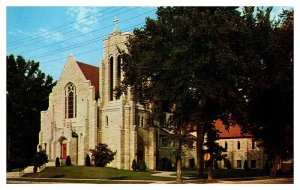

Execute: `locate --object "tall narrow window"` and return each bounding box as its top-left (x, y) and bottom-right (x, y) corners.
top-left (224, 141), bottom-right (228, 150)
top-left (252, 140), bottom-right (255, 149)
top-left (65, 82), bottom-right (76, 118)
top-left (109, 57), bottom-right (114, 101)
top-left (237, 141), bottom-right (241, 150)
top-left (106, 116), bottom-right (109, 127)
top-left (116, 55), bottom-right (121, 100)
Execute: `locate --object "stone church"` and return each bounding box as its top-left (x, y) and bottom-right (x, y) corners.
top-left (39, 26), bottom-right (266, 170)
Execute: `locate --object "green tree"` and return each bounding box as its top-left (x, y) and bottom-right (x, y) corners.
top-left (90, 143), bottom-right (116, 167)
top-left (7, 55), bottom-right (56, 171)
top-left (237, 8), bottom-right (293, 177)
top-left (120, 7), bottom-right (245, 183)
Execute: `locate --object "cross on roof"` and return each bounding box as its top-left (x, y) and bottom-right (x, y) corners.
top-left (113, 16), bottom-right (118, 31)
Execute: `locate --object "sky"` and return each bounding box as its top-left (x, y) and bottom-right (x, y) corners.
top-left (6, 6), bottom-right (157, 80)
top-left (6, 6), bottom-right (294, 81)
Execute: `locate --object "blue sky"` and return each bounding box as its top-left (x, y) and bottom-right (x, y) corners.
top-left (7, 6), bottom-right (157, 80)
top-left (6, 6), bottom-right (292, 81)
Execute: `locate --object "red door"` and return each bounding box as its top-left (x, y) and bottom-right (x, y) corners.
top-left (62, 144), bottom-right (67, 159)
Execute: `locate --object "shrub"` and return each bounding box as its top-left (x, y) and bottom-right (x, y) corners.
top-left (132, 159), bottom-right (138, 171)
top-left (90, 143), bottom-right (116, 167)
top-left (189, 158), bottom-right (195, 169)
top-left (66, 156), bottom-right (71, 166)
top-left (139, 160), bottom-right (147, 171)
top-left (85, 155), bottom-right (91, 166)
top-left (32, 145), bottom-right (48, 172)
top-left (214, 160), bottom-right (219, 169)
top-left (55, 157), bottom-right (60, 167)
top-left (224, 159), bottom-right (231, 169)
top-left (244, 160), bottom-right (249, 171)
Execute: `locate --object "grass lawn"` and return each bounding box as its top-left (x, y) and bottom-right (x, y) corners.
top-left (23, 166), bottom-right (174, 181)
top-left (178, 169), bottom-right (270, 179)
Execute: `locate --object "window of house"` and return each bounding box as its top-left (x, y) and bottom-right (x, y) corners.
top-left (65, 82), bottom-right (77, 118)
top-left (237, 141), bottom-right (241, 150)
top-left (141, 116), bottom-right (144, 127)
top-left (225, 141), bottom-right (228, 150)
top-left (237, 160), bottom-right (242, 168)
top-left (109, 56), bottom-right (114, 101)
top-left (251, 160), bottom-right (256, 168)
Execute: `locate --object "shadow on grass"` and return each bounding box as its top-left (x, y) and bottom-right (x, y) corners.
top-left (107, 176), bottom-right (127, 180)
top-left (50, 174), bottom-right (65, 178)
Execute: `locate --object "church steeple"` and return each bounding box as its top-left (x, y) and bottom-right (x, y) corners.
top-left (112, 16), bottom-right (121, 34)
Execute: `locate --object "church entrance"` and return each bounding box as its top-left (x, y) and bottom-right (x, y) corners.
top-left (62, 143), bottom-right (67, 159)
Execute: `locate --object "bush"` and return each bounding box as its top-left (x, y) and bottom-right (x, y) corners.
top-left (132, 159), bottom-right (138, 171)
top-left (224, 159), bottom-right (231, 169)
top-left (139, 160), bottom-right (147, 171)
top-left (85, 155), bottom-right (91, 166)
top-left (244, 160), bottom-right (249, 170)
top-left (189, 158), bottom-right (195, 169)
top-left (214, 160), bottom-right (219, 169)
top-left (66, 156), bottom-right (71, 166)
top-left (32, 145), bottom-right (48, 172)
top-left (158, 157), bottom-right (173, 171)
top-left (55, 157), bottom-right (60, 167)
top-left (90, 143), bottom-right (116, 167)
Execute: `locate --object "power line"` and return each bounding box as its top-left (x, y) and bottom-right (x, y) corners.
top-left (14, 8), bottom-right (155, 56)
top-left (41, 39), bottom-right (132, 64)
top-left (8, 7), bottom-right (130, 51)
top-left (7, 7), bottom-right (116, 46)
top-left (30, 22), bottom-right (145, 60)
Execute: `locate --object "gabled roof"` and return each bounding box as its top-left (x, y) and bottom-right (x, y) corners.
top-left (215, 120), bottom-right (252, 139)
top-left (76, 61), bottom-right (99, 98)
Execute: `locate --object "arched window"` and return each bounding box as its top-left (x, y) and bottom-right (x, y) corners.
top-left (224, 141), bottom-right (228, 150)
top-left (109, 57), bottom-right (114, 101)
top-left (237, 141), bottom-right (241, 150)
top-left (116, 55), bottom-right (121, 100)
top-left (65, 82), bottom-right (77, 118)
top-left (117, 55), bottom-right (121, 85)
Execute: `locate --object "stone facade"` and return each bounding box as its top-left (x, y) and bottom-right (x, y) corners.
top-left (39, 28), bottom-right (266, 171)
top-left (39, 29), bottom-right (156, 170)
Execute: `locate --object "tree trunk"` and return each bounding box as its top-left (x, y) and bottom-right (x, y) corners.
top-left (207, 161), bottom-right (214, 182)
top-left (176, 139), bottom-right (183, 184)
top-left (270, 153), bottom-right (281, 177)
top-left (196, 127), bottom-right (204, 177)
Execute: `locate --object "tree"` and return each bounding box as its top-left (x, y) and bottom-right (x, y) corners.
top-left (32, 145), bottom-right (48, 173)
top-left (237, 8), bottom-right (293, 177)
top-left (90, 143), bottom-right (116, 167)
top-left (7, 55), bottom-right (56, 171)
top-left (120, 7), bottom-right (245, 183)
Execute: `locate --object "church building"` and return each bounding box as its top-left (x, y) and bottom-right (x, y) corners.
top-left (39, 27), bottom-right (156, 170)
